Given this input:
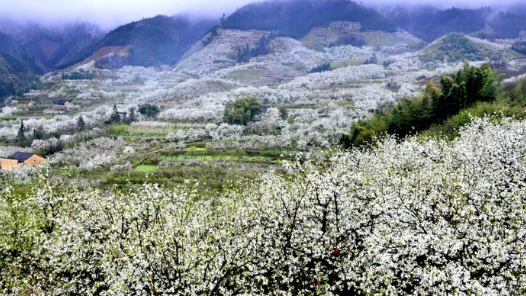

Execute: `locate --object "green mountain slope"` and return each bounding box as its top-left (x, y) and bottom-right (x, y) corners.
top-left (58, 15), bottom-right (216, 69)
top-left (0, 32), bottom-right (42, 100)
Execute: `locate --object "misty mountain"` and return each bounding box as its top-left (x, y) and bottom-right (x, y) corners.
top-left (222, 0), bottom-right (396, 39)
top-left (0, 31), bottom-right (43, 100)
top-left (487, 11), bottom-right (526, 39)
top-left (59, 15), bottom-right (217, 69)
top-left (0, 31), bottom-right (45, 74)
top-left (0, 21), bottom-right (105, 71)
top-left (21, 23), bottom-right (104, 71)
top-left (383, 5), bottom-right (526, 41)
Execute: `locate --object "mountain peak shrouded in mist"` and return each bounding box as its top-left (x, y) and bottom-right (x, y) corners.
top-left (0, 21), bottom-right (106, 71)
top-left (223, 0), bottom-right (396, 38)
top-left (0, 0), bottom-right (254, 30)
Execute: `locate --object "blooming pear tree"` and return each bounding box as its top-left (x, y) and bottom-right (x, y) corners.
top-left (1, 117), bottom-right (525, 294)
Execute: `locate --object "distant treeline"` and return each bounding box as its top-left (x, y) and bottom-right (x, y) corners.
top-left (388, 6), bottom-right (526, 41)
top-left (235, 34), bottom-right (276, 64)
top-left (342, 63), bottom-right (497, 147)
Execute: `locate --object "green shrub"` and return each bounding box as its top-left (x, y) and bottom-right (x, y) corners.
top-left (224, 97), bottom-right (262, 125)
top-left (138, 103), bottom-right (160, 118)
top-left (342, 63), bottom-right (498, 147)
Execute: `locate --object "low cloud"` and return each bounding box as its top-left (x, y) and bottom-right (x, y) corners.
top-left (0, 0), bottom-right (255, 29)
top-left (0, 0), bottom-right (523, 30)
top-left (365, 0), bottom-right (522, 8)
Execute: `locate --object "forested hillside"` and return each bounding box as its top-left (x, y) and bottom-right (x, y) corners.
top-left (0, 32), bottom-right (43, 100)
top-left (58, 15), bottom-right (216, 69)
top-left (384, 5), bottom-right (526, 41)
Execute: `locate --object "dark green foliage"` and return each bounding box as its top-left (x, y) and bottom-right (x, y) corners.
top-left (33, 128), bottom-right (44, 140)
top-left (0, 78), bottom-right (16, 101)
top-left (125, 107), bottom-right (136, 124)
top-left (309, 63), bottom-right (331, 73)
top-left (76, 116), bottom-right (86, 132)
top-left (138, 104), bottom-right (160, 118)
top-left (109, 105), bottom-right (121, 124)
top-left (342, 63), bottom-right (497, 147)
top-left (422, 33), bottom-right (483, 63)
top-left (16, 120), bottom-right (26, 142)
top-left (223, 0), bottom-right (396, 39)
top-left (501, 75), bottom-right (526, 106)
top-left (15, 82), bottom-right (39, 97)
top-left (280, 107), bottom-right (288, 120)
top-left (422, 101), bottom-right (526, 140)
top-left (0, 32), bottom-right (43, 99)
top-left (55, 42), bottom-right (101, 70)
top-left (224, 97), bottom-right (262, 125)
top-left (236, 34), bottom-right (274, 63)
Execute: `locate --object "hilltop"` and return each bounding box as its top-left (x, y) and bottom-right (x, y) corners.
top-left (419, 33), bottom-right (523, 65)
top-left (223, 0), bottom-right (396, 38)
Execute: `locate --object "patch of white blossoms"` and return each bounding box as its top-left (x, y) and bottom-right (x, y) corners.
top-left (1, 116), bottom-right (525, 294)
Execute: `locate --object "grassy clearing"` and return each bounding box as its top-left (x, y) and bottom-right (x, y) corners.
top-left (65, 144), bottom-right (295, 195)
top-left (227, 69), bottom-right (264, 81)
top-left (103, 162), bottom-right (277, 197)
top-left (135, 165), bottom-right (159, 173)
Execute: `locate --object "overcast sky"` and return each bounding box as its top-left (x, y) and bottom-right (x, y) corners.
top-left (0, 0), bottom-right (522, 29)
top-left (0, 0), bottom-right (254, 29)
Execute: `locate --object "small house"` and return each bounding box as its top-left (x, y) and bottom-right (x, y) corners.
top-left (261, 106), bottom-right (280, 116)
top-left (53, 100), bottom-right (71, 107)
top-left (1, 152), bottom-right (45, 171)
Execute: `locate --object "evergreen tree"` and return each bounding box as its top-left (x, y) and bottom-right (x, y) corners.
top-left (110, 105), bottom-right (121, 124)
top-left (138, 104), bottom-right (160, 118)
top-left (33, 128), bottom-right (44, 140)
top-left (16, 120), bottom-right (26, 142)
top-left (77, 116), bottom-right (86, 131)
top-left (280, 107), bottom-right (288, 120)
top-left (128, 107), bottom-right (136, 124)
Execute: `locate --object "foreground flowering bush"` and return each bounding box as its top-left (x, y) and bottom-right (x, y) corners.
top-left (1, 117), bottom-right (525, 295)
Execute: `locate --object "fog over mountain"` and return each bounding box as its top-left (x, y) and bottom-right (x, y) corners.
top-left (0, 0), bottom-right (524, 30)
top-left (0, 0), bottom-right (254, 29)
